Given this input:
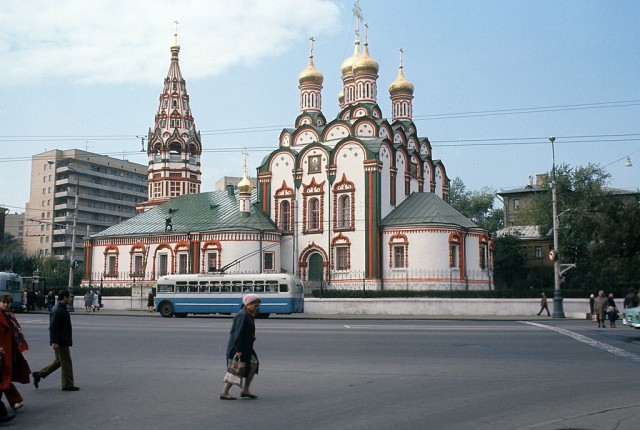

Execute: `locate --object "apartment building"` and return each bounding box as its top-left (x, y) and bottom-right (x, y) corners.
top-left (23, 149), bottom-right (148, 263)
top-left (4, 211), bottom-right (25, 244)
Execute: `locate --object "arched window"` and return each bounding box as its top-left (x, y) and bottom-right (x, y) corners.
top-left (308, 198), bottom-right (320, 230)
top-left (280, 200), bottom-right (291, 231)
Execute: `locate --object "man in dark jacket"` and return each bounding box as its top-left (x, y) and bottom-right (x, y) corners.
top-left (31, 290), bottom-right (79, 391)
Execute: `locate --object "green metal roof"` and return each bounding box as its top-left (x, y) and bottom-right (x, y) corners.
top-left (91, 189), bottom-right (277, 238)
top-left (381, 192), bottom-right (480, 229)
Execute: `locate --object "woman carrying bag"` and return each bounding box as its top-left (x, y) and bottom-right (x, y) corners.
top-left (220, 294), bottom-right (261, 400)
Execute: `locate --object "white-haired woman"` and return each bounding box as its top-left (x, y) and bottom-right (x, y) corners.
top-left (220, 294), bottom-right (261, 400)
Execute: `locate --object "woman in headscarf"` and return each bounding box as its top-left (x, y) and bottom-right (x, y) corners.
top-left (0, 294), bottom-right (31, 420)
top-left (220, 294), bottom-right (261, 400)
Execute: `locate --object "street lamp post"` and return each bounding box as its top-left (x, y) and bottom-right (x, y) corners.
top-left (549, 137), bottom-right (565, 318)
top-left (67, 166), bottom-right (80, 290)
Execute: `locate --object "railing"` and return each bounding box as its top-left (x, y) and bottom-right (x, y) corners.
top-left (302, 269), bottom-right (493, 293)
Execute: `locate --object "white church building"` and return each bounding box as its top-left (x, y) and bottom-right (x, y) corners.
top-left (82, 24), bottom-right (493, 292)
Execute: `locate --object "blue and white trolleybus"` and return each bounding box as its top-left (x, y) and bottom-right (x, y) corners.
top-left (154, 272), bottom-right (304, 318)
top-left (0, 272), bottom-right (24, 311)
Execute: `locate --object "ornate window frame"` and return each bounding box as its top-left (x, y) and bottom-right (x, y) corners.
top-left (388, 233), bottom-right (408, 269)
top-left (129, 243), bottom-right (146, 278)
top-left (449, 232), bottom-right (461, 269)
top-left (103, 244), bottom-right (119, 278)
top-left (302, 178), bottom-right (325, 234)
top-left (333, 173), bottom-right (355, 231)
top-left (201, 241), bottom-right (222, 273)
top-left (479, 233), bottom-right (489, 270)
top-left (331, 233), bottom-right (351, 271)
top-left (274, 180), bottom-right (294, 234)
top-left (174, 241), bottom-right (189, 274)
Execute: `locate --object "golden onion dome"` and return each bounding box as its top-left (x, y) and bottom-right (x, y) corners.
top-left (389, 49), bottom-right (414, 95)
top-left (238, 174), bottom-right (252, 194)
top-left (298, 56), bottom-right (324, 85)
top-left (389, 65), bottom-right (414, 95)
top-left (352, 42), bottom-right (379, 75)
top-left (341, 39), bottom-right (360, 76)
top-left (338, 90), bottom-right (345, 104)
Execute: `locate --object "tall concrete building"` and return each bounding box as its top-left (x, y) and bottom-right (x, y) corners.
top-left (4, 211), bottom-right (25, 244)
top-left (23, 149), bottom-right (148, 263)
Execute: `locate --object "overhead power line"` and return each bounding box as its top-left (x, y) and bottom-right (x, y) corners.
top-left (0, 134), bottom-right (639, 164)
top-left (413, 100), bottom-right (640, 121)
top-left (0, 99), bottom-right (638, 143)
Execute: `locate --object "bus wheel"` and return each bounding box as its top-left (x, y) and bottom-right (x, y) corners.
top-left (256, 313), bottom-right (270, 319)
top-left (158, 302), bottom-right (174, 318)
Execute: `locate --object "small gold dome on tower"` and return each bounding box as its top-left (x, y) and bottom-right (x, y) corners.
top-left (299, 57), bottom-right (324, 85)
top-left (389, 49), bottom-right (414, 95)
top-left (238, 174), bottom-right (252, 194)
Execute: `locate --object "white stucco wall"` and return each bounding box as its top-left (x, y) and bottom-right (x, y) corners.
top-left (81, 296), bottom-right (591, 319)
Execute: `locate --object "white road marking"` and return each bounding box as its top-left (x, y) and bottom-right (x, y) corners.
top-left (522, 321), bottom-right (640, 363)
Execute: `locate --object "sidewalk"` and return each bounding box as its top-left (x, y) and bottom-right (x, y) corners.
top-left (23, 307), bottom-right (583, 321)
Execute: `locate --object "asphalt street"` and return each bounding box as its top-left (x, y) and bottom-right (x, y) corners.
top-left (8, 311), bottom-right (640, 430)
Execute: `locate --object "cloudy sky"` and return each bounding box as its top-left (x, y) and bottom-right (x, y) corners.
top-left (1, 0), bottom-right (639, 215)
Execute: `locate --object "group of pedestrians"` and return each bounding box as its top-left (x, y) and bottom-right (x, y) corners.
top-left (19, 289), bottom-right (47, 312)
top-left (83, 290), bottom-right (102, 312)
top-left (590, 288), bottom-right (639, 328)
top-left (0, 290), bottom-right (78, 424)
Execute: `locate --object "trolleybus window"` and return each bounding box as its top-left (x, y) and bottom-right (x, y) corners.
top-left (199, 285), bottom-right (210, 293)
top-left (211, 281), bottom-right (220, 292)
top-left (158, 284), bottom-right (174, 293)
top-left (177, 285), bottom-right (188, 293)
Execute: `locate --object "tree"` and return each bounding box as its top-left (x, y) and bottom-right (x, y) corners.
top-left (0, 233), bottom-right (34, 275)
top-left (449, 177), bottom-right (504, 233)
top-left (527, 163), bottom-right (640, 292)
top-left (492, 233), bottom-right (527, 289)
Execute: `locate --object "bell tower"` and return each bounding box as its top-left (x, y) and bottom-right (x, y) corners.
top-left (137, 25), bottom-right (202, 212)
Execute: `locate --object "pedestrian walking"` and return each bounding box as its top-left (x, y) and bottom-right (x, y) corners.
top-left (147, 290), bottom-right (155, 313)
top-left (537, 292), bottom-right (550, 316)
top-left (32, 290), bottom-right (79, 391)
top-left (593, 290), bottom-right (608, 328)
top-left (0, 295), bottom-right (31, 413)
top-left (46, 291), bottom-right (55, 312)
top-left (84, 292), bottom-right (91, 313)
top-left (606, 293), bottom-right (618, 328)
top-left (220, 294), bottom-right (261, 401)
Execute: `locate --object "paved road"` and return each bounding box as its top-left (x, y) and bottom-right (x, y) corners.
top-left (10, 312), bottom-right (640, 429)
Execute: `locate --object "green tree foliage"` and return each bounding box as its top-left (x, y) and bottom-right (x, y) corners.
top-left (492, 233), bottom-right (527, 289)
top-left (528, 163), bottom-right (640, 292)
top-left (449, 177), bottom-right (504, 233)
top-left (0, 233), bottom-right (35, 274)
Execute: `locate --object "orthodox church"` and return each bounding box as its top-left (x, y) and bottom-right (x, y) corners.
top-left (82, 25), bottom-right (493, 292)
